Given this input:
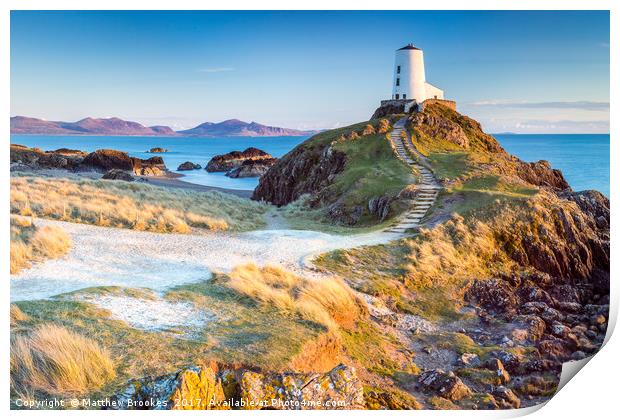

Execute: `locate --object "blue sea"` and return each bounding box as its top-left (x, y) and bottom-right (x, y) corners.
top-left (10, 135), bottom-right (306, 190)
top-left (495, 134), bottom-right (609, 197)
top-left (11, 133), bottom-right (610, 196)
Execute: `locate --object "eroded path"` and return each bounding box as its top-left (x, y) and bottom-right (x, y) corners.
top-left (10, 219), bottom-right (400, 301)
top-left (386, 117), bottom-right (442, 233)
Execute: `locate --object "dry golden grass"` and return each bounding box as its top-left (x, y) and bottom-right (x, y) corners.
top-left (11, 175), bottom-right (267, 233)
top-left (11, 324), bottom-right (115, 397)
top-left (10, 216), bottom-right (72, 274)
top-left (226, 263), bottom-right (366, 331)
top-left (377, 118), bottom-right (391, 134)
top-left (10, 304), bottom-right (30, 327)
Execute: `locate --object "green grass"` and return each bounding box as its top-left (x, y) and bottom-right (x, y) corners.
top-left (341, 320), bottom-right (418, 379)
top-left (418, 332), bottom-right (501, 359)
top-left (323, 132), bottom-right (415, 225)
top-left (11, 280), bottom-right (330, 402)
top-left (281, 197), bottom-right (405, 234)
top-left (445, 175), bottom-right (538, 218)
top-left (428, 152), bottom-right (471, 180)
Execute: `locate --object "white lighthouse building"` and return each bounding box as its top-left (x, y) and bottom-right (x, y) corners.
top-left (391, 44), bottom-right (444, 102)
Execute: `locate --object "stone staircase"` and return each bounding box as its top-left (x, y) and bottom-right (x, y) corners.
top-left (387, 118), bottom-right (442, 234)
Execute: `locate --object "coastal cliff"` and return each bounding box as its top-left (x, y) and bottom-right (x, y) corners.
top-left (253, 104), bottom-right (573, 226)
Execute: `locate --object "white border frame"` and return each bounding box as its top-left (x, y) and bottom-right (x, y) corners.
top-left (2, 2), bottom-right (616, 419)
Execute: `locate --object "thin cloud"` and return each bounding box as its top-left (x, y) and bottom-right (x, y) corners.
top-left (197, 67), bottom-right (235, 73)
top-left (465, 100), bottom-right (609, 111)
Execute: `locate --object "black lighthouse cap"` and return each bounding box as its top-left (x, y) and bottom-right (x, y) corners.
top-left (398, 43), bottom-right (421, 50)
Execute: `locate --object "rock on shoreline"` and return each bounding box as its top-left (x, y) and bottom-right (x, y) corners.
top-left (206, 147), bottom-right (277, 177)
top-left (177, 161), bottom-right (202, 171)
top-left (10, 144), bottom-right (169, 177)
top-left (226, 158), bottom-right (278, 178)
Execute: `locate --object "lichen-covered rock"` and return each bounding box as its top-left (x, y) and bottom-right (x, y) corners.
top-left (109, 365), bottom-right (228, 410)
top-left (418, 370), bottom-right (472, 401)
top-left (485, 358), bottom-right (511, 384)
top-left (147, 147), bottom-right (168, 153)
top-left (239, 364), bottom-right (364, 409)
top-left (492, 386), bottom-right (521, 409)
top-left (365, 389), bottom-right (421, 409)
top-left (110, 363), bottom-right (364, 410)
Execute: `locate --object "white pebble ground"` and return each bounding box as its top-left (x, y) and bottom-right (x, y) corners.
top-left (82, 293), bottom-right (213, 335)
top-left (11, 219), bottom-right (400, 302)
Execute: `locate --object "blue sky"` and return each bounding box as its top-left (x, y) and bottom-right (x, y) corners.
top-left (11, 10), bottom-right (609, 133)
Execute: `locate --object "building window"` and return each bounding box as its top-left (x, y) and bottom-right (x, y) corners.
top-left (403, 94), bottom-right (407, 100)
top-left (396, 78), bottom-right (400, 86)
top-left (395, 94), bottom-right (400, 100)
top-left (397, 65), bottom-right (401, 74)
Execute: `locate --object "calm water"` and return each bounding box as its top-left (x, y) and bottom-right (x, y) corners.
top-left (10, 135), bottom-right (308, 190)
top-left (495, 134), bottom-right (609, 197)
top-left (11, 133), bottom-right (610, 196)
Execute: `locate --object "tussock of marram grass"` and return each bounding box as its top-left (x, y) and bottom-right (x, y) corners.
top-left (10, 216), bottom-right (71, 274)
top-left (226, 263), bottom-right (366, 331)
top-left (11, 175), bottom-right (267, 233)
top-left (11, 324), bottom-right (115, 397)
top-left (10, 304), bottom-right (30, 327)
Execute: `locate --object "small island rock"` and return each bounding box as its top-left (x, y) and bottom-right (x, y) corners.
top-left (206, 147), bottom-right (273, 172)
top-left (177, 161), bottom-right (202, 171)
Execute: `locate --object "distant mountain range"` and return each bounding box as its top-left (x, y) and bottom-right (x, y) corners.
top-left (10, 116), bottom-right (317, 137)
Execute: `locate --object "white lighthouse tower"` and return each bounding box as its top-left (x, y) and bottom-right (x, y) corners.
top-left (391, 44), bottom-right (444, 102)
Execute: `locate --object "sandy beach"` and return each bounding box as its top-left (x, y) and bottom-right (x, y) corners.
top-left (143, 175), bottom-right (253, 198)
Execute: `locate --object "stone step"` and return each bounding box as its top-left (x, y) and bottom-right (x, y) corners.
top-left (396, 223), bottom-right (420, 229)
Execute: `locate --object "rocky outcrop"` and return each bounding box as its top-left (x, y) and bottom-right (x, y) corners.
top-left (10, 144), bottom-right (83, 170)
top-left (560, 190), bottom-right (609, 230)
top-left (516, 160), bottom-right (570, 190)
top-left (109, 363), bottom-right (364, 410)
top-left (102, 169), bottom-right (135, 182)
top-left (45, 148), bottom-right (86, 156)
top-left (10, 145), bottom-right (169, 176)
top-left (206, 148), bottom-right (273, 172)
top-left (252, 143), bottom-right (347, 206)
top-left (418, 370), bottom-right (472, 401)
top-left (81, 149), bottom-right (167, 176)
top-left (147, 147), bottom-right (168, 153)
top-left (226, 158), bottom-right (278, 178)
top-left (409, 111), bottom-right (472, 149)
top-left (177, 161), bottom-right (202, 171)
top-left (368, 194), bottom-right (394, 222)
top-left (371, 102), bottom-right (408, 119)
top-left (491, 386), bottom-right (521, 409)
